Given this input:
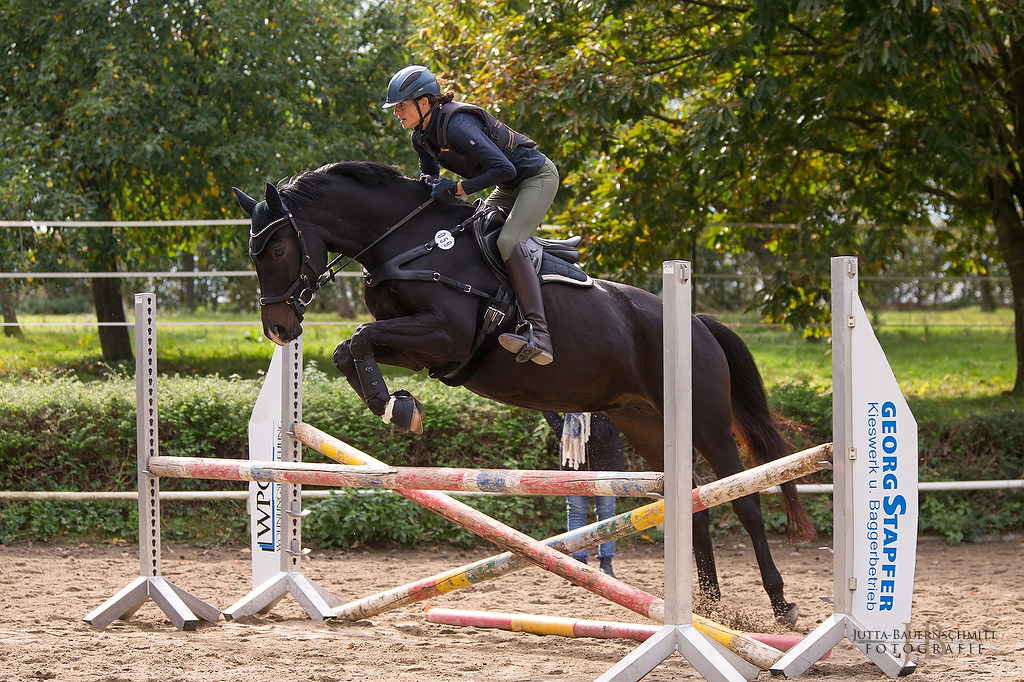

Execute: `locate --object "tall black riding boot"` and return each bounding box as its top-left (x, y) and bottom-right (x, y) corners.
top-left (498, 242), bottom-right (554, 365)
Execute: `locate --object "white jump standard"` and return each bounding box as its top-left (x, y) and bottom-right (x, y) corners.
top-left (771, 257), bottom-right (919, 677)
top-left (83, 294), bottom-right (220, 631)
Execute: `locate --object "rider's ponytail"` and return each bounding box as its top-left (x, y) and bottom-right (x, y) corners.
top-left (428, 73), bottom-right (456, 105)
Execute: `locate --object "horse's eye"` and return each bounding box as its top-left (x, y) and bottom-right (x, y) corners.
top-left (273, 245), bottom-right (286, 258)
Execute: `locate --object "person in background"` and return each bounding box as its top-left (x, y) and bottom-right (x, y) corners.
top-left (382, 64), bottom-right (559, 366)
top-left (542, 411), bottom-right (626, 577)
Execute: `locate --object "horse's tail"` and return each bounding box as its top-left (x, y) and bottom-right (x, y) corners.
top-left (696, 313), bottom-right (816, 541)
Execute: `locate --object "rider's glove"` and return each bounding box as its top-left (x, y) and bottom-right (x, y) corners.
top-left (431, 178), bottom-right (459, 199)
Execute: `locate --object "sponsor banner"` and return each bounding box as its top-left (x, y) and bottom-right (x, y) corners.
top-left (850, 294), bottom-right (919, 664)
top-left (248, 346), bottom-right (283, 585)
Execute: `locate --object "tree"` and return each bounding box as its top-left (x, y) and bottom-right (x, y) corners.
top-left (1, 0), bottom-right (415, 359)
top-left (425, 0), bottom-right (1024, 394)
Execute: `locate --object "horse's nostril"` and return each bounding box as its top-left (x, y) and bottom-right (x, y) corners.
top-left (267, 324), bottom-right (290, 343)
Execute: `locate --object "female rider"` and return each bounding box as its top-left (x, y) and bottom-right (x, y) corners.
top-left (382, 65), bottom-right (558, 366)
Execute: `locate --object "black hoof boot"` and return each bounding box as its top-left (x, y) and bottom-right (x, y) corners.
top-left (385, 390), bottom-right (425, 434)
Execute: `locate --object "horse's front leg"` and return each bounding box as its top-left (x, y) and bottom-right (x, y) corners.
top-left (333, 338), bottom-right (427, 433)
top-left (333, 312), bottom-right (466, 434)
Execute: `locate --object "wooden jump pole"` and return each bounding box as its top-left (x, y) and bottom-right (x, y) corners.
top-left (294, 427), bottom-right (830, 672)
top-left (423, 608), bottom-right (831, 663)
top-left (328, 442), bottom-right (832, 621)
top-left (426, 608), bottom-right (782, 670)
top-left (144, 456), bottom-right (665, 497)
top-left (289, 423), bottom-right (667, 622)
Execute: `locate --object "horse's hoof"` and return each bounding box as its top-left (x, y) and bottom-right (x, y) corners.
top-left (776, 602), bottom-right (799, 626)
top-left (383, 391), bottom-right (426, 434)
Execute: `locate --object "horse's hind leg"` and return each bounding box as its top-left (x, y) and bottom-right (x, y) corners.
top-left (729, 489), bottom-right (797, 624)
top-left (692, 505), bottom-right (721, 604)
top-left (695, 427), bottom-right (797, 623)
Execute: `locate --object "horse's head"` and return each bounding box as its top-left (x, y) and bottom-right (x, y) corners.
top-left (234, 161), bottom-right (466, 345)
top-left (233, 182), bottom-right (326, 345)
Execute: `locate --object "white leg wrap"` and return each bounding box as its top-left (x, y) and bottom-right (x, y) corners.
top-left (382, 395), bottom-right (396, 424)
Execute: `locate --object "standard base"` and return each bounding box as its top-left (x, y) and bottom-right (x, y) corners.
top-left (84, 576), bottom-right (221, 631)
top-left (223, 571), bottom-right (343, 621)
top-left (770, 614), bottom-right (916, 678)
top-left (597, 624), bottom-right (760, 682)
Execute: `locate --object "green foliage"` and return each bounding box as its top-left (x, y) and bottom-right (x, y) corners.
top-left (304, 490), bottom-right (565, 549)
top-left (423, 0), bottom-right (1024, 393)
top-left (0, 500), bottom-right (137, 546)
top-left (0, 0), bottom-right (420, 356)
top-left (0, 368), bottom-right (562, 543)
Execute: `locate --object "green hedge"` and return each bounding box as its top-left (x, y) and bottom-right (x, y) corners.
top-left (1, 369), bottom-right (1021, 546)
top-left (0, 366), bottom-right (567, 546)
top-left (728, 382), bottom-right (1024, 543)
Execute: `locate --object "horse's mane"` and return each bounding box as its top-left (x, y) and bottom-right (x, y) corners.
top-left (279, 161), bottom-right (413, 204)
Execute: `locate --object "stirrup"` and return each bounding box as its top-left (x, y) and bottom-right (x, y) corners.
top-left (498, 327), bottom-right (534, 360)
top-left (498, 324), bottom-right (552, 365)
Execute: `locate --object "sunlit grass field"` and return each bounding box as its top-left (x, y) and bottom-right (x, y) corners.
top-left (726, 306), bottom-right (1017, 400)
top-left (0, 306), bottom-right (1017, 404)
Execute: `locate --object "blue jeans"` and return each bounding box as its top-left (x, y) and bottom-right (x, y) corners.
top-left (566, 495), bottom-right (616, 562)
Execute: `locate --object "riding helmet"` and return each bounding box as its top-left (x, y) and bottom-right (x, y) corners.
top-left (382, 65), bottom-right (441, 109)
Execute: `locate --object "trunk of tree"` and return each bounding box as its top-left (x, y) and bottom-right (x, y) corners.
top-left (744, 233), bottom-right (781, 295)
top-left (92, 276), bottom-right (132, 362)
top-left (82, 189), bottom-right (133, 362)
top-left (978, 275), bottom-right (996, 312)
top-left (180, 249), bottom-right (196, 312)
top-left (987, 175), bottom-right (1024, 395)
top-left (336, 278), bottom-right (356, 318)
top-left (1, 282), bottom-right (24, 339)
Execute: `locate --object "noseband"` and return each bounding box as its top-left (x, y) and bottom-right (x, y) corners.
top-left (249, 194), bottom-right (436, 318)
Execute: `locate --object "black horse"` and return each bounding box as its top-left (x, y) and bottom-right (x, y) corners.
top-left (233, 161), bottom-right (814, 623)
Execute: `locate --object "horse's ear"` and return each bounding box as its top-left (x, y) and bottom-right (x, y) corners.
top-left (232, 187), bottom-right (257, 218)
top-left (265, 182), bottom-right (285, 214)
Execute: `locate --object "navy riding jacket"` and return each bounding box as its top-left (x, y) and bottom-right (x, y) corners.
top-left (413, 103), bottom-right (547, 196)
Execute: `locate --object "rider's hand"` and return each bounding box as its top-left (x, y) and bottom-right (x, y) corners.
top-left (431, 178), bottom-right (459, 199)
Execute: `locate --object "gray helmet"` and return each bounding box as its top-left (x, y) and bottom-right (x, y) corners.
top-left (382, 65), bottom-right (441, 109)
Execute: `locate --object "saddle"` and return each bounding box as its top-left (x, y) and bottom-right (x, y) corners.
top-left (362, 204), bottom-right (593, 386)
top-left (364, 203), bottom-right (594, 293)
top-left (473, 206), bottom-right (593, 288)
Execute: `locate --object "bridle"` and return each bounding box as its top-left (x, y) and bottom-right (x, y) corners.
top-left (248, 209), bottom-right (320, 317)
top-left (249, 194), bottom-right (435, 318)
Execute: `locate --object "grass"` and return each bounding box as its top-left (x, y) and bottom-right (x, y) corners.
top-left (716, 306), bottom-right (1017, 401)
top-left (0, 310), bottom-right (361, 381)
top-left (0, 306), bottom-right (1018, 404)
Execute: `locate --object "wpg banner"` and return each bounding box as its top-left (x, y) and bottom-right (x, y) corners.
top-left (248, 345), bottom-right (283, 586)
